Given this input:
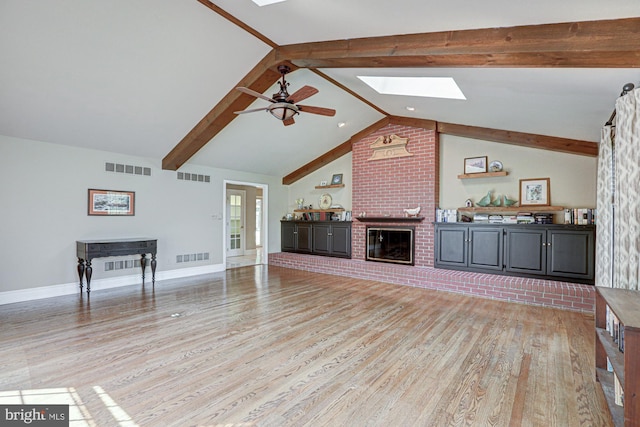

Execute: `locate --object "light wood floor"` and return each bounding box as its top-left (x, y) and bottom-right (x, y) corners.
top-left (0, 266), bottom-right (611, 426)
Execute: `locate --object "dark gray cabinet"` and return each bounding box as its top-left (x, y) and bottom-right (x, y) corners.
top-left (282, 221), bottom-right (351, 258)
top-left (505, 226), bottom-right (594, 281)
top-left (281, 221), bottom-right (312, 253)
top-left (435, 225), bottom-right (503, 271)
top-left (312, 222), bottom-right (352, 257)
top-left (435, 223), bottom-right (595, 284)
top-left (504, 228), bottom-right (546, 275)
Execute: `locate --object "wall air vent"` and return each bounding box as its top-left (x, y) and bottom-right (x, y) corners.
top-left (104, 258), bottom-right (141, 271)
top-left (105, 162), bottom-right (151, 176)
top-left (177, 172), bottom-right (210, 183)
top-left (176, 252), bottom-right (210, 263)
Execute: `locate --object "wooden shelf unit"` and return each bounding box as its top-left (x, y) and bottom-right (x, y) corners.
top-left (314, 184), bottom-right (345, 189)
top-left (294, 208), bottom-right (345, 213)
top-left (457, 171), bottom-right (508, 179)
top-left (595, 286), bottom-right (640, 427)
top-left (355, 216), bottom-right (425, 223)
top-left (458, 206), bottom-right (564, 214)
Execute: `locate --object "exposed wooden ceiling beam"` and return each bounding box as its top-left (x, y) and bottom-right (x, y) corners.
top-left (389, 116), bottom-right (437, 130)
top-left (165, 16), bottom-right (630, 171)
top-left (437, 122), bottom-right (598, 157)
top-left (278, 17), bottom-right (640, 68)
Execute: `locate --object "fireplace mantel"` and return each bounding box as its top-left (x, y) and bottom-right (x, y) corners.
top-left (356, 216), bottom-right (425, 223)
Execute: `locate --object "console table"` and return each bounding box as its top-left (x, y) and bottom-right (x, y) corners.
top-left (76, 238), bottom-right (157, 294)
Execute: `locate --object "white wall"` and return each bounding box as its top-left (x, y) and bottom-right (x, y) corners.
top-left (0, 135), bottom-right (287, 300)
top-left (286, 153), bottom-right (352, 216)
top-left (439, 134), bottom-right (597, 218)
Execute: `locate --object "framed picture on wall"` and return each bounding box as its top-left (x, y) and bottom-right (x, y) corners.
top-left (519, 178), bottom-right (550, 206)
top-left (88, 189), bottom-right (135, 216)
top-left (463, 156), bottom-right (487, 174)
top-left (331, 173), bottom-right (343, 185)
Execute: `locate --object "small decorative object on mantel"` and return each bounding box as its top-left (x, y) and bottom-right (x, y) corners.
top-left (490, 196), bottom-right (502, 207)
top-left (368, 134), bottom-right (413, 161)
top-left (476, 191), bottom-right (492, 207)
top-left (295, 198), bottom-right (304, 210)
top-left (320, 180), bottom-right (328, 186)
top-left (465, 199), bottom-right (473, 207)
top-left (403, 206), bottom-right (421, 217)
top-left (331, 173), bottom-right (343, 185)
top-left (503, 195), bottom-right (518, 207)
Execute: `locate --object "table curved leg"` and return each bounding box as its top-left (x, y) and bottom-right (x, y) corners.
top-left (77, 258), bottom-right (85, 291)
top-left (85, 259), bottom-right (92, 294)
top-left (140, 254), bottom-right (147, 283)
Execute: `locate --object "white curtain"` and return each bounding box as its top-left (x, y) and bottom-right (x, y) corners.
top-left (596, 88), bottom-right (640, 290)
top-left (595, 126), bottom-right (614, 288)
top-left (612, 88), bottom-right (640, 290)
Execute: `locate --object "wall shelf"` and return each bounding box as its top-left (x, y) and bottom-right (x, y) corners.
top-left (294, 208), bottom-right (345, 213)
top-left (457, 171), bottom-right (508, 179)
top-left (356, 216), bottom-right (425, 223)
top-left (458, 206), bottom-right (564, 214)
top-left (314, 184), bottom-right (345, 189)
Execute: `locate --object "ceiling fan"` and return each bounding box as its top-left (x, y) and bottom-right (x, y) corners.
top-left (234, 65), bottom-right (336, 126)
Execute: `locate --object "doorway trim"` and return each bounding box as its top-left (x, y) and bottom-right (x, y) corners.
top-left (223, 180), bottom-right (268, 269)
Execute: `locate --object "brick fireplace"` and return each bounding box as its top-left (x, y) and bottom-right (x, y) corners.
top-left (351, 124), bottom-right (437, 266)
top-left (269, 123), bottom-right (595, 313)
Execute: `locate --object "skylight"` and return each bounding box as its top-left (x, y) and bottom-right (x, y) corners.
top-left (357, 76), bottom-right (466, 100)
top-left (252, 0), bottom-right (286, 6)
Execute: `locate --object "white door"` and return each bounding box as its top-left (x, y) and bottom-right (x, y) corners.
top-left (227, 190), bottom-right (245, 257)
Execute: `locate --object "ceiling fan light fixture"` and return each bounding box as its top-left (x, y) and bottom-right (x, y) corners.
top-left (268, 102), bottom-right (299, 120)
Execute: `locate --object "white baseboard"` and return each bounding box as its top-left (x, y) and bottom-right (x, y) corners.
top-left (0, 263), bottom-right (225, 305)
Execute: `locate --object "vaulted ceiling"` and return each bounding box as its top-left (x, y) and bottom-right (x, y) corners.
top-left (1, 1), bottom-right (639, 183)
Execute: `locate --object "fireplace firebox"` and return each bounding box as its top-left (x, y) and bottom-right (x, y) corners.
top-left (366, 226), bottom-right (415, 265)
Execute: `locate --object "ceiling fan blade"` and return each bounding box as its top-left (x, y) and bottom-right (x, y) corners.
top-left (286, 85), bottom-right (318, 103)
top-left (283, 117), bottom-right (295, 126)
top-left (297, 105), bottom-right (336, 117)
top-left (236, 87), bottom-right (275, 103)
top-left (234, 107), bottom-right (268, 114)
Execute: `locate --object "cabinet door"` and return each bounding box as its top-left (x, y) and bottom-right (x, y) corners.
top-left (547, 229), bottom-right (594, 280)
top-left (468, 227), bottom-right (503, 270)
top-left (330, 223), bottom-right (351, 258)
top-left (504, 228), bottom-right (546, 275)
top-left (435, 226), bottom-right (468, 268)
top-left (312, 223), bottom-right (331, 254)
top-left (281, 222), bottom-right (297, 252)
top-left (296, 223), bottom-right (313, 253)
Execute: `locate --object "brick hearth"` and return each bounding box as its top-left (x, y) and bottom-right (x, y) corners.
top-left (271, 123), bottom-right (595, 312)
